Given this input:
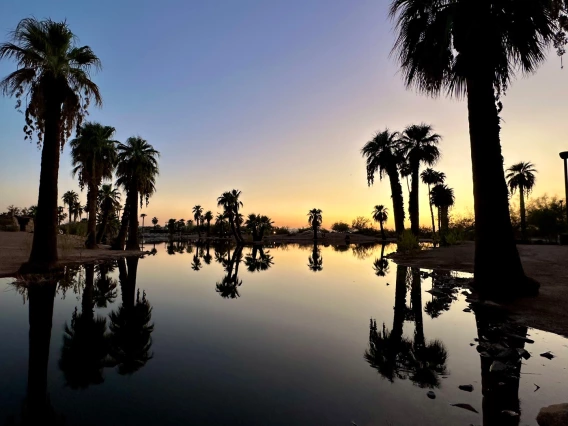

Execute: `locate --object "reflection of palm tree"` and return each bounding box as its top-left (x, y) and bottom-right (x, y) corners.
top-left (372, 245), bottom-right (390, 277)
top-left (216, 246), bottom-right (244, 299)
top-left (307, 244), bottom-right (323, 272)
top-left (108, 258), bottom-right (154, 375)
top-left (191, 253), bottom-right (202, 271)
top-left (203, 244), bottom-right (212, 265)
top-left (59, 264), bottom-right (109, 388)
top-left (93, 263), bottom-right (118, 308)
top-left (244, 246), bottom-right (274, 272)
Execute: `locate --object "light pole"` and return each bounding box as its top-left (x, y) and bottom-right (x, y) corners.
top-left (561, 151), bottom-right (568, 225)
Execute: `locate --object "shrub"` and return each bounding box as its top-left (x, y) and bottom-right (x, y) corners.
top-left (273, 226), bottom-right (291, 235)
top-left (60, 222), bottom-right (88, 237)
top-left (397, 230), bottom-right (420, 253)
top-left (352, 216), bottom-right (371, 231)
top-left (331, 221), bottom-right (350, 232)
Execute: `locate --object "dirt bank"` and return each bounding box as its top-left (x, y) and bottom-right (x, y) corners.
top-left (0, 231), bottom-right (144, 278)
top-left (390, 242), bottom-right (568, 337)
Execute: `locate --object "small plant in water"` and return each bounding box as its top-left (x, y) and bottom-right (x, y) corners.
top-left (397, 230), bottom-right (419, 253)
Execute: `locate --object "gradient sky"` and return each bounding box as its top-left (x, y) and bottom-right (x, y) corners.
top-left (1, 0), bottom-right (567, 228)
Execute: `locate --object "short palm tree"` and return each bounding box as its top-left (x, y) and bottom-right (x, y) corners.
top-left (1, 18), bottom-right (102, 271)
top-left (506, 162), bottom-right (537, 241)
top-left (372, 205), bottom-right (389, 240)
top-left (361, 130), bottom-right (406, 234)
top-left (399, 124), bottom-right (441, 235)
top-left (192, 205), bottom-right (203, 238)
top-left (215, 212), bottom-right (227, 237)
top-left (420, 169), bottom-right (446, 235)
top-left (430, 184), bottom-right (455, 239)
top-left (307, 208), bottom-right (323, 240)
top-left (114, 137), bottom-right (160, 251)
top-left (217, 190), bottom-right (244, 243)
top-left (151, 217), bottom-right (158, 228)
top-left (203, 211), bottom-right (213, 237)
top-left (62, 191), bottom-right (79, 224)
top-left (96, 184), bottom-right (121, 244)
top-left (388, 0), bottom-right (557, 294)
top-left (70, 122), bottom-right (118, 248)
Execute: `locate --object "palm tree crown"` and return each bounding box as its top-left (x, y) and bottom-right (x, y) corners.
top-left (506, 162), bottom-right (537, 195)
top-left (372, 205), bottom-right (388, 224)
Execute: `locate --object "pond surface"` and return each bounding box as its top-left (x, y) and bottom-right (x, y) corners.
top-left (0, 242), bottom-right (566, 426)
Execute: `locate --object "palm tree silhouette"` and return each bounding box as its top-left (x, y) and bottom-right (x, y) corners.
top-left (399, 124), bottom-right (442, 235)
top-left (216, 246), bottom-right (244, 298)
top-left (191, 253), bottom-right (202, 271)
top-left (1, 18), bottom-right (102, 271)
top-left (245, 246), bottom-right (274, 272)
top-left (140, 213), bottom-right (147, 230)
top-left (421, 169), bottom-right (446, 235)
top-left (203, 210), bottom-right (213, 237)
top-left (96, 184), bottom-right (121, 244)
top-left (430, 184), bottom-right (455, 242)
top-left (372, 205), bottom-right (389, 240)
top-left (506, 162), bottom-right (537, 241)
top-left (192, 205), bottom-right (203, 238)
top-left (307, 208), bottom-right (323, 241)
top-left (62, 191), bottom-right (79, 225)
top-left (217, 190), bottom-right (244, 243)
top-left (151, 216), bottom-right (158, 228)
top-left (108, 257), bottom-right (154, 375)
top-left (361, 130), bottom-right (406, 235)
top-left (93, 263), bottom-right (118, 308)
top-left (307, 243), bottom-right (323, 272)
top-left (113, 137), bottom-right (160, 251)
top-left (215, 213), bottom-right (227, 237)
top-left (203, 244), bottom-right (213, 265)
top-left (388, 1), bottom-right (558, 294)
top-left (70, 123), bottom-right (119, 248)
top-left (372, 244), bottom-right (390, 277)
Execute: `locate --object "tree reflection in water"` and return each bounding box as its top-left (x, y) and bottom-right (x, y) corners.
top-left (245, 246), bottom-right (274, 272)
top-left (308, 243), bottom-right (323, 272)
top-left (372, 244), bottom-right (389, 277)
top-left (365, 265), bottom-right (448, 388)
top-left (216, 245), bottom-right (244, 299)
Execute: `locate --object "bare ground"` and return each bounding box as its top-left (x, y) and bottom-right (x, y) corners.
top-left (0, 231), bottom-right (144, 278)
top-left (390, 241), bottom-right (568, 337)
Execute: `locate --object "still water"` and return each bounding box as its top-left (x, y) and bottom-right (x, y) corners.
top-left (0, 243), bottom-right (566, 425)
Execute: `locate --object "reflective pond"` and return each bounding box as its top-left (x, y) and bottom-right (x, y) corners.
top-left (0, 243), bottom-right (566, 425)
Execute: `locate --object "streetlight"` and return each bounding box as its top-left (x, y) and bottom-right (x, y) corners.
top-left (561, 151), bottom-right (568, 225)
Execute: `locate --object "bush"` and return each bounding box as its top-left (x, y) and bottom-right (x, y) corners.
top-left (60, 222), bottom-right (88, 237)
top-left (352, 216), bottom-right (371, 231)
top-left (397, 230), bottom-right (419, 253)
top-left (273, 226), bottom-right (291, 235)
top-left (331, 221), bottom-right (350, 232)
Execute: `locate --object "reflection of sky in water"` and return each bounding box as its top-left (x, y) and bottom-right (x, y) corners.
top-left (0, 243), bottom-right (566, 426)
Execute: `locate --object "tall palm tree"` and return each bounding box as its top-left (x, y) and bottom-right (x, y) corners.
top-left (506, 162), bottom-right (537, 241)
top-left (70, 122), bottom-right (118, 248)
top-left (203, 211), bottom-right (213, 237)
top-left (399, 124), bottom-right (442, 235)
top-left (217, 190), bottom-right (244, 243)
top-left (192, 205), bottom-right (203, 238)
top-left (62, 191), bottom-right (79, 224)
top-left (113, 137), bottom-right (160, 251)
top-left (372, 205), bottom-right (389, 240)
top-left (388, 0), bottom-right (557, 295)
top-left (430, 184), bottom-right (455, 240)
top-left (96, 184), bottom-right (121, 244)
top-left (421, 169), bottom-right (446, 235)
top-left (307, 208), bottom-right (323, 240)
top-left (362, 130), bottom-right (406, 234)
top-left (1, 18), bottom-right (102, 271)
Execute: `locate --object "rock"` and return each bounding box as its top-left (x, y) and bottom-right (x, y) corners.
top-left (451, 403), bottom-right (479, 414)
top-left (469, 343), bottom-right (475, 346)
top-left (501, 410), bottom-right (519, 417)
top-left (536, 403), bottom-right (568, 426)
top-left (427, 391), bottom-right (436, 399)
top-left (495, 348), bottom-right (520, 361)
top-left (459, 384), bottom-right (474, 392)
top-left (489, 360), bottom-right (508, 374)
top-left (503, 332), bottom-right (535, 344)
top-left (463, 308), bottom-right (472, 313)
top-left (540, 351), bottom-right (555, 360)
top-left (517, 348), bottom-right (531, 360)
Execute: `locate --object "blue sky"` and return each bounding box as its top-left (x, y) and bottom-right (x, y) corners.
top-left (1, 0), bottom-right (566, 227)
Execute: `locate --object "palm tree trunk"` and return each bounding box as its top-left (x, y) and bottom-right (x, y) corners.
top-left (95, 206), bottom-right (109, 244)
top-left (387, 166), bottom-right (405, 235)
top-left (313, 223), bottom-right (318, 241)
top-left (68, 203), bottom-right (72, 224)
top-left (380, 221), bottom-right (385, 240)
top-left (235, 218), bottom-right (244, 243)
top-left (392, 265), bottom-right (407, 342)
top-left (428, 184), bottom-right (436, 235)
top-left (26, 93), bottom-right (62, 272)
top-left (410, 267), bottom-right (424, 348)
top-left (207, 221), bottom-right (211, 237)
top-left (466, 73), bottom-right (532, 295)
top-left (85, 183), bottom-right (98, 249)
top-left (113, 192), bottom-right (132, 250)
top-left (441, 206), bottom-right (449, 234)
top-left (519, 187), bottom-right (527, 241)
top-left (126, 185), bottom-right (139, 251)
top-left (409, 166), bottom-right (420, 235)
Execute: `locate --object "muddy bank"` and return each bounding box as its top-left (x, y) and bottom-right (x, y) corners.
top-left (390, 241), bottom-right (568, 337)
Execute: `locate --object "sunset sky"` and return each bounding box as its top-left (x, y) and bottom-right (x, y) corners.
top-left (1, 0), bottom-right (566, 228)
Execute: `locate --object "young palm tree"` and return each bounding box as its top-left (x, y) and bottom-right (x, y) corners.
top-left (62, 191), bottom-right (79, 224)
top-left (192, 205), bottom-right (203, 238)
top-left (420, 169), bottom-right (446, 235)
top-left (203, 211), bottom-right (213, 237)
top-left (114, 137), bottom-right (160, 251)
top-left (96, 184), bottom-right (121, 244)
top-left (70, 122), bottom-right (118, 248)
top-left (307, 208), bottom-right (323, 240)
top-left (140, 213), bottom-right (147, 230)
top-left (151, 217), bottom-right (158, 228)
top-left (215, 212), bottom-right (227, 237)
top-left (372, 205), bottom-right (389, 240)
top-left (72, 201), bottom-right (82, 222)
top-left (361, 130), bottom-right (406, 234)
top-left (217, 190), bottom-right (244, 243)
top-left (388, 0), bottom-right (556, 294)
top-left (430, 184), bottom-right (455, 239)
top-left (506, 162), bottom-right (537, 241)
top-left (399, 124), bottom-right (441, 235)
top-left (1, 18), bottom-right (102, 271)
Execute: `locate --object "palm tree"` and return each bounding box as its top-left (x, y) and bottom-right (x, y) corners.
top-left (307, 208), bottom-right (323, 240)
top-left (151, 217), bottom-right (158, 228)
top-left (506, 162), bottom-right (537, 241)
top-left (216, 246), bottom-right (244, 298)
top-left (57, 207), bottom-right (67, 226)
top-left (388, 0), bottom-right (556, 294)
top-left (399, 124), bottom-right (442, 235)
top-left (372, 205), bottom-right (389, 240)
top-left (215, 212), bottom-right (227, 237)
top-left (113, 137), bottom-right (160, 251)
top-left (1, 18), bottom-right (102, 271)
top-left (362, 130), bottom-right (406, 234)
top-left (192, 205), bottom-right (203, 238)
top-left (62, 191), bottom-right (79, 224)
top-left (421, 169), bottom-right (446, 235)
top-left (203, 211), bottom-right (213, 237)
top-left (217, 190), bottom-right (244, 243)
top-left (72, 201), bottom-right (82, 222)
top-left (70, 122), bottom-right (118, 249)
top-left (140, 213), bottom-right (147, 231)
top-left (96, 184), bottom-right (121, 244)
top-left (430, 184), bottom-right (455, 241)
top-left (307, 243), bottom-right (323, 272)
